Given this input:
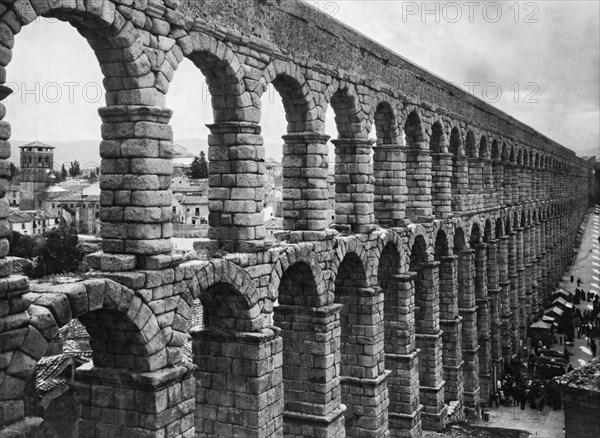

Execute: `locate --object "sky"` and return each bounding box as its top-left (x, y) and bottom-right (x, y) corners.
top-left (2, 0), bottom-right (599, 161)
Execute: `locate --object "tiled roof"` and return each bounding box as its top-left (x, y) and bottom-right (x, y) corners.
top-left (35, 355), bottom-right (72, 394)
top-left (19, 140), bottom-right (54, 149)
top-left (180, 195), bottom-right (207, 205)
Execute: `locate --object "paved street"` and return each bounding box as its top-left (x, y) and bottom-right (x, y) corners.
top-left (475, 206), bottom-right (600, 437)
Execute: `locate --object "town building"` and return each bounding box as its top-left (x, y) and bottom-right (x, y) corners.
top-left (18, 141), bottom-right (55, 210)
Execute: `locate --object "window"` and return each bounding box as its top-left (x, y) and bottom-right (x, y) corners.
top-left (195, 207), bottom-right (200, 215)
top-left (21, 223), bottom-right (25, 230)
top-left (172, 207), bottom-right (177, 213)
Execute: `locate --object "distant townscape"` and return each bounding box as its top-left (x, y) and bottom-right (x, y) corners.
top-left (6, 141), bottom-right (290, 243)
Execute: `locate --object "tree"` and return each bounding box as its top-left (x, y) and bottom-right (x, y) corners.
top-left (8, 231), bottom-right (35, 259)
top-left (25, 225), bottom-right (82, 278)
top-left (61, 164), bottom-right (68, 180)
top-left (198, 150), bottom-right (209, 179)
top-left (187, 151), bottom-right (209, 179)
top-left (9, 163), bottom-right (19, 180)
top-left (69, 160), bottom-right (81, 178)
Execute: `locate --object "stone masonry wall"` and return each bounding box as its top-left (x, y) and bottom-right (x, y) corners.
top-left (0, 1), bottom-right (595, 437)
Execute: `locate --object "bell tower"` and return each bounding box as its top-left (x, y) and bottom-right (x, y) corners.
top-left (19, 141), bottom-right (55, 210)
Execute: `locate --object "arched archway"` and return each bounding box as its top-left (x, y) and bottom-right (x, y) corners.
top-left (449, 126), bottom-right (467, 213)
top-left (328, 85), bottom-right (374, 233)
top-left (372, 101), bottom-right (405, 226)
top-left (435, 229), bottom-right (464, 408)
top-left (409, 234), bottom-right (447, 429)
top-left (334, 251), bottom-right (389, 436)
top-left (454, 227), bottom-right (481, 414)
top-left (404, 111), bottom-right (433, 222)
top-left (265, 67), bottom-right (330, 233)
top-left (431, 122), bottom-right (451, 219)
top-left (274, 261), bottom-right (345, 436)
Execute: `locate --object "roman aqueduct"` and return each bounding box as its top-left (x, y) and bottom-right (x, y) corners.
top-left (0, 0), bottom-right (595, 437)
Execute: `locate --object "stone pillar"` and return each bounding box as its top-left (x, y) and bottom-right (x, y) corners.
top-left (482, 158), bottom-right (493, 208)
top-left (438, 256), bottom-right (464, 412)
top-left (374, 144), bottom-right (407, 227)
top-left (457, 250), bottom-right (480, 416)
top-left (503, 163), bottom-right (513, 206)
top-left (511, 164), bottom-right (519, 205)
top-left (518, 165), bottom-right (527, 203)
top-left (508, 232), bottom-right (520, 355)
top-left (405, 146), bottom-right (434, 222)
top-left (468, 158), bottom-right (483, 211)
top-left (414, 263), bottom-right (447, 430)
top-left (0, 276), bottom-right (42, 428)
top-left (384, 273), bottom-right (422, 438)
top-left (338, 286), bottom-right (389, 438)
top-left (332, 138), bottom-right (375, 233)
top-left (474, 244), bottom-right (491, 404)
top-left (0, 85), bottom-right (11, 279)
top-left (192, 328), bottom-right (284, 437)
top-left (281, 132), bottom-right (331, 233)
top-left (516, 228), bottom-right (527, 345)
top-left (492, 160), bottom-right (504, 206)
top-left (207, 121), bottom-right (266, 252)
top-left (535, 223), bottom-right (545, 312)
top-left (486, 240), bottom-right (502, 379)
top-left (498, 236), bottom-right (512, 361)
top-left (99, 106), bottom-right (174, 260)
top-left (523, 226), bottom-right (534, 325)
top-left (75, 363), bottom-right (195, 438)
top-left (452, 155), bottom-right (469, 214)
top-left (274, 304), bottom-right (345, 437)
top-left (431, 152), bottom-right (453, 219)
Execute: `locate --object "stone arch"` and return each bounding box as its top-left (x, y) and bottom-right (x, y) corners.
top-left (483, 219), bottom-right (493, 242)
top-left (434, 229), bottom-right (450, 260)
top-left (491, 140), bottom-right (500, 162)
top-left (470, 222), bottom-right (482, 245)
top-left (479, 135), bottom-right (489, 159)
top-left (269, 247), bottom-right (328, 306)
top-left (430, 121), bottom-right (447, 154)
top-left (495, 217), bottom-right (504, 238)
top-left (372, 229), bottom-right (404, 278)
top-left (25, 279), bottom-right (168, 372)
top-left (261, 60), bottom-right (317, 133)
top-left (187, 259), bottom-right (263, 332)
top-left (371, 98), bottom-right (401, 145)
top-left (403, 110), bottom-right (427, 149)
top-left (179, 31), bottom-right (248, 121)
top-left (330, 236), bottom-right (369, 289)
top-left (325, 80), bottom-right (367, 139)
top-left (465, 131), bottom-right (477, 158)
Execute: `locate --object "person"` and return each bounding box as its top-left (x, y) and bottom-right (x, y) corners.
top-left (592, 339), bottom-right (597, 357)
top-left (577, 278), bottom-right (583, 287)
top-left (567, 364), bottom-right (574, 372)
top-left (571, 275), bottom-right (575, 283)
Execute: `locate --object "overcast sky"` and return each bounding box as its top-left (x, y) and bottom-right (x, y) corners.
top-left (2, 0), bottom-right (599, 160)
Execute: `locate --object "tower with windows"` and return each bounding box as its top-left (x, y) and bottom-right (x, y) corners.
top-left (19, 141), bottom-right (55, 210)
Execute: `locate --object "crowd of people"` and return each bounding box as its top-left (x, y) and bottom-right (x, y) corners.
top-left (491, 363), bottom-right (563, 411)
top-left (570, 281), bottom-right (600, 357)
